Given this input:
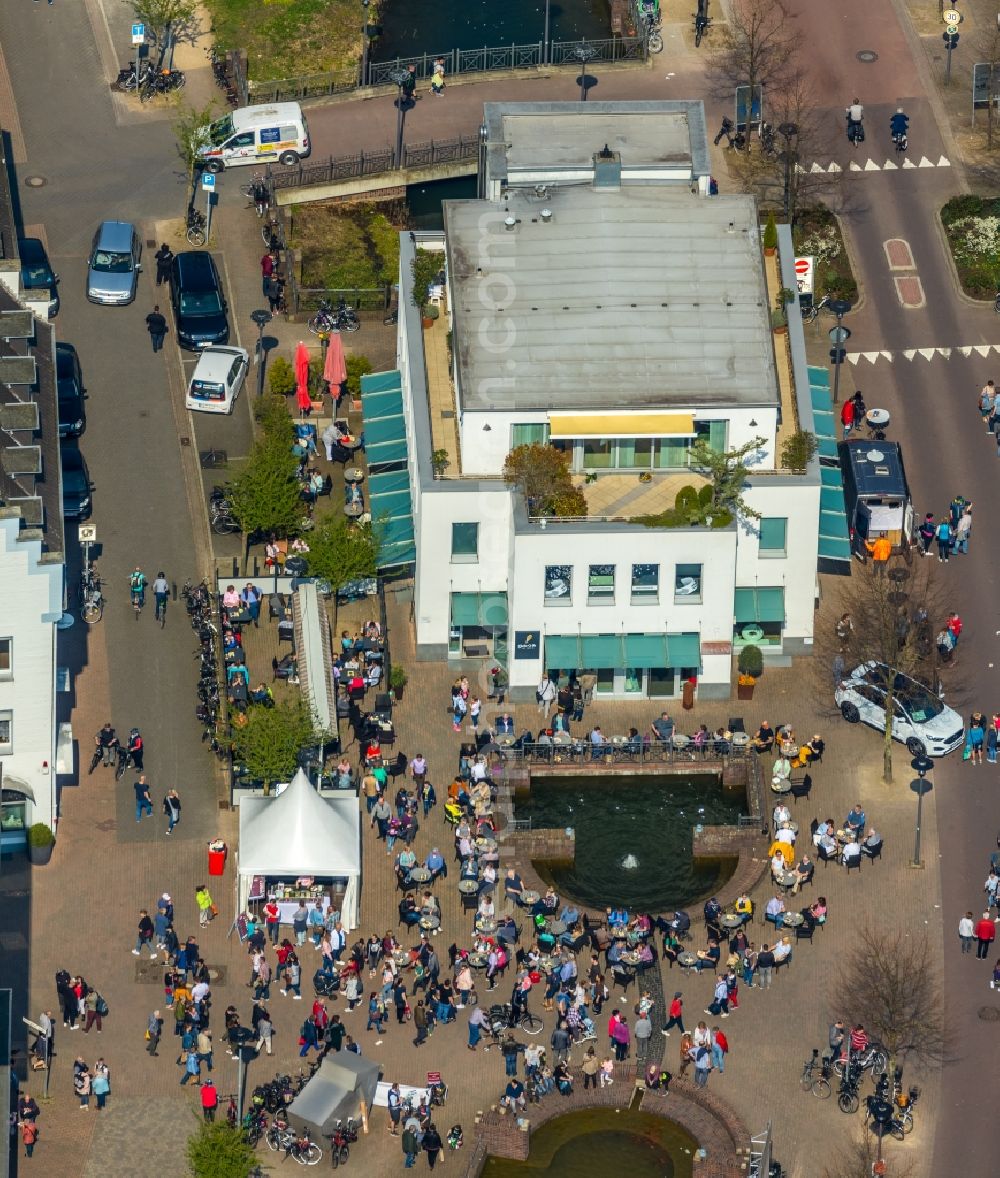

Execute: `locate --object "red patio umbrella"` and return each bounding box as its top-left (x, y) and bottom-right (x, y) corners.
top-left (294, 341), bottom-right (311, 413)
top-left (323, 330), bottom-right (347, 389)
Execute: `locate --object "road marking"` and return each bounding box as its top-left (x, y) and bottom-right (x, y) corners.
top-left (797, 156), bottom-right (950, 174)
top-left (883, 238), bottom-right (915, 270)
top-left (894, 276), bottom-right (925, 308)
top-left (847, 344), bottom-right (1000, 364)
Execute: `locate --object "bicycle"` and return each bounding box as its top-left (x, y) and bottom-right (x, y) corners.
top-left (186, 206), bottom-right (207, 247)
top-left (129, 572), bottom-right (146, 619)
top-left (80, 564), bottom-right (104, 623)
top-left (799, 1049), bottom-right (832, 1099)
top-left (800, 293), bottom-right (832, 323)
top-left (240, 173), bottom-right (270, 217)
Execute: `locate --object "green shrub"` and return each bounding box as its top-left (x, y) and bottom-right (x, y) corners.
top-left (781, 430), bottom-right (818, 473)
top-left (345, 354), bottom-right (373, 399)
top-left (28, 822), bottom-right (54, 848)
top-left (941, 194), bottom-right (990, 225)
top-left (763, 212), bottom-right (778, 251)
top-left (738, 644), bottom-right (763, 678)
top-left (268, 356), bottom-right (295, 398)
top-left (254, 395), bottom-right (293, 442)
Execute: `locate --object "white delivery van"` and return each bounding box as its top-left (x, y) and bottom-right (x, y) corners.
top-left (197, 102), bottom-right (310, 172)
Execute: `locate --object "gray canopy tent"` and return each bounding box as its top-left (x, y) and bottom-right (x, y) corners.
top-left (287, 1053), bottom-right (381, 1137)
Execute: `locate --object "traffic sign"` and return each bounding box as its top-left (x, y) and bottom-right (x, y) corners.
top-left (201, 172), bottom-right (216, 191)
top-left (131, 22), bottom-right (145, 45)
top-left (78, 524), bottom-right (97, 544)
top-left (943, 31), bottom-right (960, 47)
top-left (794, 255), bottom-right (815, 295)
top-left (943, 8), bottom-right (961, 25)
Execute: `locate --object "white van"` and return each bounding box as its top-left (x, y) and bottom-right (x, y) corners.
top-left (197, 102), bottom-right (310, 172)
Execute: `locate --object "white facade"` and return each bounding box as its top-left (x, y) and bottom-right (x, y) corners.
top-left (0, 512), bottom-right (63, 839)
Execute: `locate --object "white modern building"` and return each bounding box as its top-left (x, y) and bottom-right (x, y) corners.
top-left (371, 102), bottom-right (836, 701)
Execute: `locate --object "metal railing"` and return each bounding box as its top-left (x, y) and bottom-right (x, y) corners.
top-left (249, 67), bottom-right (361, 105)
top-left (227, 49), bottom-right (249, 107)
top-left (550, 36), bottom-right (647, 64)
top-left (295, 286), bottom-right (392, 313)
top-left (500, 738), bottom-right (751, 769)
top-left (266, 134), bottom-right (479, 193)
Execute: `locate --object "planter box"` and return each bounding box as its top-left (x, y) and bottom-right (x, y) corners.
top-left (736, 682), bottom-right (755, 700)
top-left (27, 842), bottom-right (53, 866)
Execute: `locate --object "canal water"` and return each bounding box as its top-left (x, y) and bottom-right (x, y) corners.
top-left (481, 1107), bottom-right (696, 1178)
top-left (516, 774), bottom-right (743, 912)
top-left (374, 0), bottom-right (613, 60)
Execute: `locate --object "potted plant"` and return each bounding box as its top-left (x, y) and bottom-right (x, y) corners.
top-left (431, 449), bottom-right (450, 479)
top-left (411, 248), bottom-right (442, 327)
top-left (422, 304), bottom-right (440, 328)
top-left (771, 305), bottom-right (787, 335)
top-left (763, 213), bottom-right (778, 257)
top-left (736, 644), bottom-right (763, 699)
top-left (27, 822), bottom-right (55, 866)
top-left (389, 664), bottom-right (408, 701)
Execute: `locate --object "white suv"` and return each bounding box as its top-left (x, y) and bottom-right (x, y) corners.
top-left (834, 661), bottom-right (964, 758)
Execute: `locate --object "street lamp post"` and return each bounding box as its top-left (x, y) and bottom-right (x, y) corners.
top-left (543, 0), bottom-right (551, 66)
top-left (568, 42), bottom-right (598, 102)
top-left (910, 755), bottom-right (933, 868)
top-left (827, 298), bottom-right (852, 404)
top-left (777, 121), bottom-right (798, 222)
top-left (388, 67), bottom-right (410, 168)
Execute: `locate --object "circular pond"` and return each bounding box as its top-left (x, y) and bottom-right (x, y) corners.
top-left (516, 773), bottom-right (742, 912)
top-left (481, 1107), bottom-right (696, 1178)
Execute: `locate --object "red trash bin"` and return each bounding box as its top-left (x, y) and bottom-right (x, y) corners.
top-left (208, 841), bottom-right (227, 877)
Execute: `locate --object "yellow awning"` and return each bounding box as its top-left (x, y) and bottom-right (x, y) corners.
top-left (548, 412), bottom-right (695, 439)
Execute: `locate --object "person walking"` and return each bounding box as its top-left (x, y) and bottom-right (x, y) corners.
top-left (92, 1066), bottom-right (110, 1110)
top-left (82, 987), bottom-right (103, 1033)
top-left (975, 912), bottom-right (996, 959)
top-left (959, 911), bottom-right (975, 954)
top-left (146, 1010), bottom-right (162, 1056)
top-left (282, 956), bottom-right (302, 999)
top-left (756, 944), bottom-right (775, 990)
top-left (711, 1026), bottom-right (729, 1074)
top-left (611, 1014), bottom-right (630, 1061)
top-left (693, 1044), bottom-right (712, 1087)
top-left (422, 1122), bottom-right (443, 1170)
top-left (154, 243), bottom-right (174, 285)
top-left (260, 252), bottom-right (275, 297)
top-left (75, 1065), bottom-right (91, 1108)
top-left (201, 1078), bottom-right (219, 1122)
top-left (537, 676), bottom-right (556, 718)
top-left (634, 1011), bottom-right (652, 1060)
top-left (387, 1082), bottom-right (402, 1134)
top-left (954, 504), bottom-right (972, 554)
top-left (582, 1047), bottom-right (599, 1089)
top-left (163, 789), bottom-right (181, 835)
top-left (145, 305), bottom-right (167, 353)
top-left (19, 1118), bottom-right (38, 1158)
top-left (134, 776), bottom-right (153, 823)
top-left (402, 1121), bottom-right (420, 1168)
top-left (662, 991), bottom-right (685, 1036)
top-left (195, 885), bottom-right (214, 928)
top-left (936, 516), bottom-right (952, 562)
top-left (134, 909), bottom-right (155, 956)
top-left (467, 1004), bottom-right (487, 1051)
top-left (431, 57), bottom-right (445, 96)
top-left (179, 1048), bottom-right (201, 1085)
top-left (401, 63), bottom-right (417, 106)
top-left (255, 1013), bottom-right (274, 1056)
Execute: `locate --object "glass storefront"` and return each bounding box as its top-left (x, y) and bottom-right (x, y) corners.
top-left (1, 790), bottom-right (28, 852)
top-left (537, 421), bottom-right (728, 472)
top-left (545, 633), bottom-right (700, 699)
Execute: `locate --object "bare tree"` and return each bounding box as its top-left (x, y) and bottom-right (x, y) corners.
top-left (707, 0), bottom-right (799, 125)
top-left (813, 556), bottom-right (950, 783)
top-left (975, 23), bottom-right (1000, 152)
top-left (831, 926), bottom-right (946, 1091)
top-left (822, 1125), bottom-right (916, 1178)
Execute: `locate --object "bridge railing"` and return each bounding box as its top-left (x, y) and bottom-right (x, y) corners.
top-left (549, 36), bottom-right (647, 65)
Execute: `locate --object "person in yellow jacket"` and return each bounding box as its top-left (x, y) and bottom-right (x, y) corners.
top-left (195, 885), bottom-right (214, 928)
top-left (865, 534), bottom-right (891, 570)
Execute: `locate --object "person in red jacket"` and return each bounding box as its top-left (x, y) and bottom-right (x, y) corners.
top-left (662, 992), bottom-right (685, 1036)
top-left (975, 912), bottom-right (997, 959)
top-left (840, 398), bottom-right (855, 438)
top-left (711, 1026), bottom-right (729, 1073)
top-left (200, 1078), bottom-right (218, 1122)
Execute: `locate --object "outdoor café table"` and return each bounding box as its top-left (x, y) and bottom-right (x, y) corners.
top-left (468, 952), bottom-right (490, 969)
top-left (548, 919), bottom-right (567, 936)
top-left (779, 738), bottom-right (797, 758)
top-left (620, 951), bottom-right (642, 967)
top-left (344, 501), bottom-right (364, 519)
top-left (496, 734), bottom-right (515, 747)
top-left (392, 949), bottom-right (410, 967)
top-left (611, 735), bottom-right (627, 746)
top-left (419, 914), bottom-right (440, 932)
top-left (552, 733), bottom-right (571, 746)
top-left (458, 879), bottom-right (480, 895)
top-left (720, 913), bottom-right (743, 930)
top-left (782, 911), bottom-right (805, 928)
top-left (537, 956), bottom-right (557, 972)
top-left (770, 777), bottom-right (792, 794)
top-left (476, 838), bottom-right (498, 854)
top-left (476, 918), bottom-right (497, 935)
top-left (677, 951), bottom-right (699, 969)
top-left (520, 890), bottom-right (540, 908)
top-left (344, 467), bottom-right (365, 484)
top-left (409, 867), bottom-right (432, 884)
top-left (777, 869), bottom-right (799, 888)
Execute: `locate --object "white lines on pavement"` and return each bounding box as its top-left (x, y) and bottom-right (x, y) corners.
top-left (799, 155), bottom-right (950, 174)
top-left (847, 345), bottom-right (1000, 364)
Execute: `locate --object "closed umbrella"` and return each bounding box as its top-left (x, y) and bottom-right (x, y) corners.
top-left (323, 331), bottom-right (347, 389)
top-left (294, 341), bottom-right (311, 413)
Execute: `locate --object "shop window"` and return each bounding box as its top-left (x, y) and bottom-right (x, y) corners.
top-left (510, 423), bottom-right (550, 449)
top-left (631, 564), bottom-right (659, 602)
top-left (674, 564), bottom-right (702, 604)
top-left (588, 565), bottom-right (616, 603)
top-left (0, 638), bottom-right (10, 679)
top-left (759, 517), bottom-right (787, 557)
top-left (616, 439), bottom-right (653, 469)
top-left (582, 439), bottom-right (614, 469)
top-left (451, 522), bottom-right (478, 562)
top-left (544, 565), bottom-right (572, 605)
top-left (0, 711), bottom-right (11, 755)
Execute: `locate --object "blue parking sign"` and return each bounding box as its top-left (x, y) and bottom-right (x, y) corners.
top-left (201, 172), bottom-right (216, 191)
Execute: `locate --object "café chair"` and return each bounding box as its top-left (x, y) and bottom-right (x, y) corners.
top-left (817, 843), bottom-right (838, 867)
top-left (795, 923), bottom-right (815, 944)
top-left (862, 839), bottom-right (883, 863)
top-left (789, 774), bottom-right (813, 804)
top-left (845, 854), bottom-right (862, 875)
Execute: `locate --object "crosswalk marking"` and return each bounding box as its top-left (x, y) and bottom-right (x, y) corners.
top-left (798, 155), bottom-right (950, 174)
top-left (847, 344), bottom-right (1000, 364)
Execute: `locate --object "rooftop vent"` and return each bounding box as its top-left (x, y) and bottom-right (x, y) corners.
top-left (593, 144), bottom-right (621, 190)
top-left (540, 208), bottom-right (552, 224)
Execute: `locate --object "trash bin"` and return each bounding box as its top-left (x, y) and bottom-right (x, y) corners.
top-left (681, 679), bottom-right (695, 711)
top-left (208, 840), bottom-right (227, 876)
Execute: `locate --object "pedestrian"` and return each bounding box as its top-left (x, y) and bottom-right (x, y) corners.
top-left (75, 1065), bottom-right (91, 1108)
top-left (19, 1120), bottom-right (38, 1158)
top-left (201, 1078), bottom-right (219, 1122)
top-left (146, 1010), bottom-right (162, 1055)
top-left (693, 1044), bottom-right (712, 1087)
top-left (431, 57), bottom-right (445, 96)
top-left (917, 512), bottom-right (935, 556)
top-left (936, 516), bottom-right (952, 562)
top-left (422, 1122), bottom-right (443, 1169)
top-left (467, 1004), bottom-right (486, 1051)
top-left (536, 675), bottom-right (556, 718)
top-left (260, 251), bottom-right (275, 297)
top-left (840, 397), bottom-right (855, 438)
top-left (134, 776), bottom-right (153, 822)
top-left (255, 1014), bottom-right (273, 1056)
top-left (283, 956), bottom-right (302, 999)
top-left (195, 885), bottom-right (214, 928)
top-left (145, 305), bottom-right (167, 353)
top-left (756, 944), bottom-right (775, 990)
top-left (92, 1065), bottom-right (110, 1110)
top-left (582, 1046), bottom-right (599, 1088)
top-left (387, 1082), bottom-right (402, 1134)
top-left (180, 1048), bottom-right (201, 1085)
top-left (954, 504), bottom-right (972, 554)
top-left (959, 911), bottom-right (975, 954)
top-left (196, 1028), bottom-right (213, 1072)
top-left (611, 1014), bottom-right (630, 1061)
top-left (163, 789), bottom-right (181, 835)
top-left (402, 63), bottom-right (417, 106)
top-left (975, 911), bottom-right (996, 959)
top-left (662, 991), bottom-right (685, 1036)
top-left (83, 987), bottom-right (103, 1033)
top-left (154, 242), bottom-right (174, 286)
top-left (133, 909), bottom-right (155, 956)
top-left (634, 1011), bottom-right (652, 1059)
top-left (18, 1093), bottom-right (40, 1127)
top-left (292, 901), bottom-right (309, 946)
top-left (711, 1025), bottom-right (729, 1074)
top-left (469, 696), bottom-right (481, 732)
top-left (402, 1121), bottom-right (420, 1168)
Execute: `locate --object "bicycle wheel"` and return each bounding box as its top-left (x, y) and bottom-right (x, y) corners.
top-left (340, 317), bottom-right (361, 333)
top-left (266, 1130), bottom-right (281, 1152)
top-left (889, 1123), bottom-right (905, 1142)
top-left (81, 600), bottom-right (103, 624)
top-left (306, 314), bottom-right (327, 336)
top-left (262, 223), bottom-right (279, 247)
top-left (338, 1146), bottom-right (349, 1166)
top-left (300, 1143), bottom-right (321, 1165)
top-left (800, 1071), bottom-right (815, 1093)
top-left (900, 1112), bottom-right (914, 1135)
top-left (211, 513), bottom-right (239, 535)
top-left (519, 1012), bottom-right (543, 1036)
top-left (812, 1077), bottom-right (832, 1100)
top-left (870, 1050), bottom-right (888, 1076)
top-left (837, 1091), bottom-right (859, 1115)
top-left (239, 180), bottom-right (256, 197)
top-left (649, 31), bottom-right (663, 53)
top-left (693, 27), bottom-right (702, 48)
top-left (187, 225), bottom-right (206, 247)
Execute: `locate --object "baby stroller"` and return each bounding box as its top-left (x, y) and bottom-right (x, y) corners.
top-left (447, 1125), bottom-right (464, 1150)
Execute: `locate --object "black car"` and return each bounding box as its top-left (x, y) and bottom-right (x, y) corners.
top-left (169, 250), bottom-right (230, 350)
top-left (55, 343), bottom-right (86, 438)
top-left (60, 443), bottom-right (92, 520)
top-left (19, 237), bottom-right (59, 318)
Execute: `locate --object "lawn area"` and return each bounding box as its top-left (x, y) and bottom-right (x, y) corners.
top-left (204, 0), bottom-right (364, 81)
top-left (792, 207), bottom-right (857, 301)
top-left (289, 201), bottom-right (403, 294)
top-left (940, 195), bottom-right (1000, 300)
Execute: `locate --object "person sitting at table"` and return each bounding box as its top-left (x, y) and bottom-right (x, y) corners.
top-left (694, 940), bottom-right (721, 971)
top-left (479, 863), bottom-right (497, 895)
top-left (768, 839), bottom-right (792, 864)
top-left (791, 854), bottom-right (814, 894)
top-left (772, 936), bottom-right (792, 968)
top-left (753, 721), bottom-right (775, 753)
top-left (606, 938), bottom-right (623, 966)
top-left (662, 930), bottom-right (681, 968)
top-left (816, 827), bottom-right (838, 861)
top-left (608, 906), bottom-right (629, 931)
top-left (729, 928), bottom-right (749, 958)
top-left (734, 893), bottom-right (753, 923)
top-left (703, 896), bottom-right (722, 925)
top-left (845, 804), bottom-right (866, 836)
top-left (477, 892), bottom-right (495, 920)
top-left (420, 890), bottom-right (439, 917)
top-left (395, 847), bottom-right (416, 885)
top-left (772, 756), bottom-right (792, 783)
top-left (531, 888), bottom-right (559, 918)
top-left (705, 914), bottom-right (723, 946)
top-left (765, 894), bottom-right (786, 928)
top-left (636, 941), bottom-right (655, 967)
top-left (496, 915), bottom-right (518, 946)
top-left (423, 847), bottom-right (446, 881)
top-left (558, 902), bottom-right (580, 929)
top-left (495, 713), bottom-right (515, 736)
top-left (842, 837), bottom-right (862, 867)
top-left (399, 896), bottom-right (420, 927)
top-left (863, 828), bottom-right (882, 855)
top-left (805, 735), bottom-right (825, 763)
top-left (809, 897), bottom-right (827, 925)
top-left (776, 823), bottom-right (796, 850)
top-left (457, 831), bottom-right (475, 861)
top-left (770, 850), bottom-right (788, 880)
top-left (623, 726), bottom-right (642, 754)
top-left (812, 818), bottom-right (832, 847)
top-left (470, 758), bottom-right (488, 784)
top-left (773, 802), bottom-right (791, 829)
top-left (651, 711), bottom-right (675, 743)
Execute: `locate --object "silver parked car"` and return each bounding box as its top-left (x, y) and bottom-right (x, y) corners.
top-left (86, 221), bottom-right (142, 305)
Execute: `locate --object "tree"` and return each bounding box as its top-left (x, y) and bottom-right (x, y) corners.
top-left (780, 429), bottom-right (817, 473)
top-left (707, 0), bottom-right (798, 137)
top-left (814, 557), bottom-right (949, 783)
top-left (187, 1119), bottom-right (259, 1178)
top-left (226, 434), bottom-right (303, 545)
top-left (822, 1125), bottom-right (916, 1178)
top-left (503, 444), bottom-right (587, 518)
top-left (305, 515), bottom-right (380, 592)
top-left (125, 0), bottom-right (199, 64)
top-left (172, 100), bottom-right (221, 184)
top-left (687, 435), bottom-right (767, 522)
top-left (975, 23), bottom-right (1000, 153)
top-left (231, 698), bottom-right (322, 792)
top-left (831, 925), bottom-right (946, 1092)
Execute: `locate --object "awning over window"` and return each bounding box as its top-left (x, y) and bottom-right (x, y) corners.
top-left (545, 635), bottom-right (581, 667)
top-left (544, 633), bottom-right (701, 670)
top-left (734, 587), bottom-right (785, 624)
top-left (667, 633), bottom-right (701, 667)
top-left (451, 592), bottom-right (508, 627)
top-left (624, 633), bottom-right (668, 668)
top-left (361, 371), bottom-right (415, 569)
top-left (582, 634), bottom-right (624, 666)
top-left (548, 412), bottom-right (695, 439)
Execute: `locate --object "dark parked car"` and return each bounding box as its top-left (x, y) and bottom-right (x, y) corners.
top-left (19, 237), bottom-right (59, 317)
top-left (169, 250), bottom-right (230, 350)
top-left (60, 443), bottom-right (92, 520)
top-left (55, 343), bottom-right (86, 438)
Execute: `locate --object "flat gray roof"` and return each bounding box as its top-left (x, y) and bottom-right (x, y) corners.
top-left (445, 186), bottom-right (779, 413)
